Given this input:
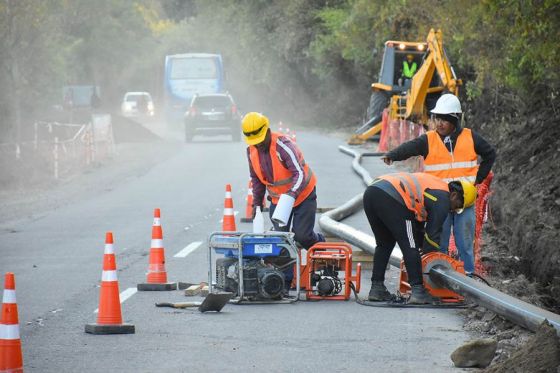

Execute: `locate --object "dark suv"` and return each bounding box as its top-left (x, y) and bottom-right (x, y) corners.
top-left (184, 93), bottom-right (241, 142)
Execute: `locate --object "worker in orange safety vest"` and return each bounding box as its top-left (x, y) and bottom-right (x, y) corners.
top-left (364, 172), bottom-right (477, 304)
top-left (381, 94), bottom-right (496, 275)
top-left (243, 112), bottom-right (325, 250)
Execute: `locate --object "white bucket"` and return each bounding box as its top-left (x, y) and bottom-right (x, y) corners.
top-left (271, 194), bottom-right (295, 227)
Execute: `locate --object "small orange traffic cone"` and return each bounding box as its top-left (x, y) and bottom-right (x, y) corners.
top-left (138, 209), bottom-right (176, 291)
top-left (222, 184), bottom-right (237, 231)
top-left (241, 180), bottom-right (254, 223)
top-left (85, 232), bottom-right (134, 334)
top-left (0, 272), bottom-right (23, 373)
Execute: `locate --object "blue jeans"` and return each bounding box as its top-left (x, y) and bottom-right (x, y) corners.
top-left (439, 205), bottom-right (475, 274)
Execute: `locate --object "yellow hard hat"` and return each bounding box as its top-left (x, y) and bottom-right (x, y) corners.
top-left (406, 54), bottom-right (414, 59)
top-left (460, 180), bottom-right (477, 209)
top-left (242, 112), bottom-right (269, 145)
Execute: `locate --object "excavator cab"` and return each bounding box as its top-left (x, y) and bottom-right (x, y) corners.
top-left (349, 29), bottom-right (460, 145)
top-left (374, 41), bottom-right (427, 94)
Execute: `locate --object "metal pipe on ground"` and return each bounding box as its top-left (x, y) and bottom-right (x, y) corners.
top-left (319, 145), bottom-right (560, 334)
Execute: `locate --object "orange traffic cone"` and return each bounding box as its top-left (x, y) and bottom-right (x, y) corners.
top-left (85, 232), bottom-right (134, 334)
top-left (241, 180), bottom-right (254, 223)
top-left (138, 209), bottom-right (176, 291)
top-left (222, 184), bottom-right (237, 231)
top-left (0, 272), bottom-right (23, 373)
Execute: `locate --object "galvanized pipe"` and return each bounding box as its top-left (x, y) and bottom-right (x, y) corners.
top-left (430, 266), bottom-right (560, 332)
top-left (319, 145), bottom-right (560, 333)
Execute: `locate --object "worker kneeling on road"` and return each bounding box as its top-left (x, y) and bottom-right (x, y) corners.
top-left (364, 172), bottom-right (476, 304)
top-left (243, 112), bottom-right (325, 249)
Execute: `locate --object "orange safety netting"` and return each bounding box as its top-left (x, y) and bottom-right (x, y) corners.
top-left (377, 111), bottom-right (492, 273)
top-left (447, 172), bottom-right (493, 274)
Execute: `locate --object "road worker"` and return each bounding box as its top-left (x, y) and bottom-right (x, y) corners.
top-left (381, 94), bottom-right (496, 275)
top-left (399, 54), bottom-right (417, 86)
top-left (242, 111), bottom-right (325, 248)
top-left (364, 172), bottom-right (477, 304)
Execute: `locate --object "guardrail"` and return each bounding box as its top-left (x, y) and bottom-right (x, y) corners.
top-left (318, 145), bottom-right (560, 334)
top-left (0, 117), bottom-right (114, 183)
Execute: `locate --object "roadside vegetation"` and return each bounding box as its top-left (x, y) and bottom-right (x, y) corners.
top-left (1, 0), bottom-right (559, 309)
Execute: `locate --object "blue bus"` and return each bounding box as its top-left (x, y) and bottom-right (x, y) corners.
top-left (163, 53), bottom-right (224, 126)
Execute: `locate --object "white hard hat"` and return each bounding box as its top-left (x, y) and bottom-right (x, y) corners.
top-left (431, 94), bottom-right (462, 114)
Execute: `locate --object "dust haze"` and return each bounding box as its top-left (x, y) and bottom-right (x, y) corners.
top-left (0, 1), bottom-right (360, 195)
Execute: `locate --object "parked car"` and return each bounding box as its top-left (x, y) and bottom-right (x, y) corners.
top-left (184, 93), bottom-right (241, 142)
top-left (121, 92), bottom-right (155, 117)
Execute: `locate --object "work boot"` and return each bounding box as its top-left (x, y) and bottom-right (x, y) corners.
top-left (368, 281), bottom-right (392, 301)
top-left (408, 284), bottom-right (437, 304)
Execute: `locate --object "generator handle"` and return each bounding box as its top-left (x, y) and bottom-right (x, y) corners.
top-left (355, 263), bottom-right (362, 293)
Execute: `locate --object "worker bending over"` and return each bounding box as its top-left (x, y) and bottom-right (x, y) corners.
top-left (381, 94), bottom-right (496, 275)
top-left (364, 172), bottom-right (476, 304)
top-left (242, 112), bottom-right (325, 249)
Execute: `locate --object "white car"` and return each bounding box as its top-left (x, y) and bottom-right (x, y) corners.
top-left (121, 92), bottom-right (155, 117)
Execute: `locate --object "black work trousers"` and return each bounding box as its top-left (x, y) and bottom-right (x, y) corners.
top-left (269, 189), bottom-right (324, 250)
top-left (269, 189), bottom-right (325, 288)
top-left (363, 185), bottom-right (424, 286)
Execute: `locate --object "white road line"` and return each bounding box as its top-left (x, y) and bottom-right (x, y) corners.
top-left (174, 241), bottom-right (202, 258)
top-left (94, 287), bottom-right (137, 313)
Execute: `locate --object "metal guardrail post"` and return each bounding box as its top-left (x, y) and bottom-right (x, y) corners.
top-left (53, 137), bottom-right (59, 180)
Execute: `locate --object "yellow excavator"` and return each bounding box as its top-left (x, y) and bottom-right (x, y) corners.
top-left (348, 28), bottom-right (461, 145)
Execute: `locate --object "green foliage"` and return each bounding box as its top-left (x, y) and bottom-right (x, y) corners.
top-left (0, 0), bottom-right (556, 139)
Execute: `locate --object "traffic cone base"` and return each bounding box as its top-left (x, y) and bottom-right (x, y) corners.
top-left (137, 282), bottom-right (177, 291)
top-left (0, 338), bottom-right (23, 372)
top-left (85, 322), bottom-right (135, 335)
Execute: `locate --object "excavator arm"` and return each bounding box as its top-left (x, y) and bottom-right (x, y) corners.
top-left (405, 29), bottom-right (460, 120)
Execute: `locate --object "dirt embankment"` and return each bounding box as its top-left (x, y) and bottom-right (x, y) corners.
top-left (470, 94), bottom-right (560, 311)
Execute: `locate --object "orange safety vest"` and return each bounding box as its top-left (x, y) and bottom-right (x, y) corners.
top-left (424, 129), bottom-right (478, 183)
top-left (249, 132), bottom-right (316, 207)
top-left (377, 172), bottom-right (449, 222)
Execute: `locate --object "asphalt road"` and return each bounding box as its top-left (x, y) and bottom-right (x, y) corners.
top-left (0, 124), bottom-right (470, 372)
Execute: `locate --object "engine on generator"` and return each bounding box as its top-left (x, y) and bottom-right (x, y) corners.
top-left (310, 264), bottom-right (343, 296)
top-left (216, 257), bottom-right (286, 300)
top-left (305, 242), bottom-right (361, 301)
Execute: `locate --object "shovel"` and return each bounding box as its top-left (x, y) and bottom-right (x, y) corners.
top-left (155, 292), bottom-right (233, 313)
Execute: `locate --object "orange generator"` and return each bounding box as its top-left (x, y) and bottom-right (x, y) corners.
top-left (399, 251), bottom-right (465, 303)
top-left (305, 242), bottom-right (361, 301)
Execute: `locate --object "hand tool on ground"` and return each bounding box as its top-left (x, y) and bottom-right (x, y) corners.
top-left (155, 292), bottom-right (233, 312)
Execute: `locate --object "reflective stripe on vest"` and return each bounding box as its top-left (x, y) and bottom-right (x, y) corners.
top-left (424, 129), bottom-right (478, 182)
top-left (249, 132), bottom-right (316, 207)
top-left (378, 172), bottom-right (448, 222)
